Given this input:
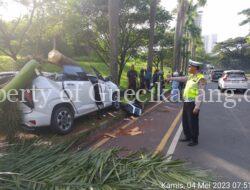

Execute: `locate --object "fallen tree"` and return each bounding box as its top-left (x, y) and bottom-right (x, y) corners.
top-left (0, 60), bottom-right (40, 141)
top-left (48, 49), bottom-right (78, 66)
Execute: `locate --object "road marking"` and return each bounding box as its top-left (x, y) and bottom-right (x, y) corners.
top-left (91, 101), bottom-right (164, 150)
top-left (153, 109), bottom-right (182, 156)
top-left (166, 123), bottom-right (183, 160)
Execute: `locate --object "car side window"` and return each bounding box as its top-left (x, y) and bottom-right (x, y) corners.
top-left (62, 65), bottom-right (89, 81)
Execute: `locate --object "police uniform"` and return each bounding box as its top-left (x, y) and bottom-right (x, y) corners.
top-left (182, 61), bottom-right (205, 146)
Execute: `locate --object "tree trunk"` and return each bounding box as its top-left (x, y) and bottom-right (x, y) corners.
top-left (147, 0), bottom-right (158, 73)
top-left (0, 60), bottom-right (40, 101)
top-left (160, 59), bottom-right (164, 71)
top-left (191, 40), bottom-right (196, 59)
top-left (11, 54), bottom-right (18, 62)
top-left (48, 50), bottom-right (78, 66)
top-left (184, 40), bottom-right (189, 74)
top-left (173, 0), bottom-right (189, 72)
top-left (108, 0), bottom-right (120, 85)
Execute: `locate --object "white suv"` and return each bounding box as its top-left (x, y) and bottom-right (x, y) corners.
top-left (218, 70), bottom-right (248, 93)
top-left (2, 65), bottom-right (120, 134)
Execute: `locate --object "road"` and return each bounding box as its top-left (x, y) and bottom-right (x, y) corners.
top-left (93, 81), bottom-right (250, 183)
top-left (173, 82), bottom-right (250, 182)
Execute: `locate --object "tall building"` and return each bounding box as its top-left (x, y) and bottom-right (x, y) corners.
top-left (210, 34), bottom-right (218, 52)
top-left (195, 11), bottom-right (203, 28)
top-left (203, 34), bottom-right (218, 53)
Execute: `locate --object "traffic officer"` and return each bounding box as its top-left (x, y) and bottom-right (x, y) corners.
top-left (166, 60), bottom-right (206, 146)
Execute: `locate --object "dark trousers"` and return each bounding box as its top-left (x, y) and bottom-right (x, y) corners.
top-left (182, 102), bottom-right (199, 143)
top-left (145, 79), bottom-right (151, 90)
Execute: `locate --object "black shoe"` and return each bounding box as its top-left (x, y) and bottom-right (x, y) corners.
top-left (179, 138), bottom-right (191, 142)
top-left (188, 142), bottom-right (198, 146)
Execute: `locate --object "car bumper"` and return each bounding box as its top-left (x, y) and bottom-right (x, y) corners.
top-left (23, 110), bottom-right (51, 127)
top-left (222, 82), bottom-right (248, 90)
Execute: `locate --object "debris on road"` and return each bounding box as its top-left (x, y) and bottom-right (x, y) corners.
top-left (119, 127), bottom-right (143, 136)
top-left (104, 133), bottom-right (117, 138)
top-left (107, 112), bottom-right (116, 117)
top-left (0, 141), bottom-right (213, 189)
top-left (122, 101), bottom-right (142, 117)
top-left (130, 116), bottom-right (137, 120)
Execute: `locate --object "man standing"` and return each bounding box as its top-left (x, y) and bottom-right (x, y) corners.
top-left (139, 68), bottom-right (146, 90)
top-left (127, 64), bottom-right (138, 93)
top-left (166, 60), bottom-right (206, 146)
top-left (145, 67), bottom-right (152, 91)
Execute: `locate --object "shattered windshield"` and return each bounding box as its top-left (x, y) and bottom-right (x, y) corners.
top-left (63, 65), bottom-right (86, 76)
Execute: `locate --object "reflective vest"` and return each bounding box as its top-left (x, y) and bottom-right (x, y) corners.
top-left (183, 73), bottom-right (204, 100)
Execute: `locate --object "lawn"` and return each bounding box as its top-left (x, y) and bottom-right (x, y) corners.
top-left (0, 55), bottom-right (172, 89)
top-left (0, 56), bottom-right (20, 71)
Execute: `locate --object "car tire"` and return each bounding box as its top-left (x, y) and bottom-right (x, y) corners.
top-left (112, 93), bottom-right (120, 111)
top-left (51, 105), bottom-right (74, 135)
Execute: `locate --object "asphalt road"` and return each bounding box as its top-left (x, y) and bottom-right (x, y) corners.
top-left (94, 80), bottom-right (250, 184)
top-left (173, 82), bottom-right (250, 183)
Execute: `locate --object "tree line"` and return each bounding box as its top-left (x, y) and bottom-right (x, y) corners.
top-left (0, 0), bottom-right (207, 84)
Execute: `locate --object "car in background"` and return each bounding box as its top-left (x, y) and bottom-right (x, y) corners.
top-left (218, 70), bottom-right (248, 93)
top-left (0, 71), bottom-right (18, 87)
top-left (210, 70), bottom-right (224, 82)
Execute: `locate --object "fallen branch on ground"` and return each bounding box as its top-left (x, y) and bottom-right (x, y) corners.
top-left (0, 140), bottom-right (214, 189)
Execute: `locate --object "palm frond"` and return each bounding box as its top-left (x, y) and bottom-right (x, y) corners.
top-left (0, 141), bottom-right (214, 190)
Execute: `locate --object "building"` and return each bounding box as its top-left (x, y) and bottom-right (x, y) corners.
top-left (203, 34), bottom-right (218, 53)
top-left (195, 11), bottom-right (203, 28)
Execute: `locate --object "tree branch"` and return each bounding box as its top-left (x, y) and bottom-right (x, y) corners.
top-left (17, 0), bottom-right (37, 54)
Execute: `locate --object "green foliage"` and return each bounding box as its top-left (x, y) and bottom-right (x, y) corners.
top-left (212, 37), bottom-right (250, 69)
top-left (0, 56), bottom-right (19, 71)
top-left (0, 140), bottom-right (213, 189)
top-left (239, 8), bottom-right (250, 26)
top-left (1, 0), bottom-right (173, 84)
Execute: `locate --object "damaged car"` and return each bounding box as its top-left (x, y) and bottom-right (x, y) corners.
top-left (1, 65), bottom-right (120, 134)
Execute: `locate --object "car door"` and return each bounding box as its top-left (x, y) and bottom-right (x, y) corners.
top-left (64, 79), bottom-right (96, 115)
top-left (98, 79), bottom-right (112, 107)
top-left (62, 65), bottom-right (96, 115)
top-left (90, 67), bottom-right (113, 107)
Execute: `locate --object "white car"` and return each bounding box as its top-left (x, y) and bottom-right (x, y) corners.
top-left (218, 70), bottom-right (248, 93)
top-left (1, 65), bottom-right (120, 134)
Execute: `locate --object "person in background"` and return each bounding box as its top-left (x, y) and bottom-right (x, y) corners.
top-left (159, 70), bottom-right (165, 100)
top-left (166, 60), bottom-right (206, 146)
top-left (152, 68), bottom-right (160, 100)
top-left (145, 67), bottom-right (152, 91)
top-left (170, 71), bottom-right (180, 102)
top-left (127, 64), bottom-right (138, 95)
top-left (178, 71), bottom-right (185, 100)
top-left (139, 68), bottom-right (146, 90)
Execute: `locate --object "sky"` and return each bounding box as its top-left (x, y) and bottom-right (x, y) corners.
top-left (0, 0), bottom-right (249, 42)
top-left (161, 0), bottom-right (250, 42)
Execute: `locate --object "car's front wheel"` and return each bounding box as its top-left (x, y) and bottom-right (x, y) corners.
top-left (51, 105), bottom-right (74, 135)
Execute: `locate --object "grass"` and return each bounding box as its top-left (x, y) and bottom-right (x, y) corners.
top-left (0, 55), bottom-right (172, 89)
top-left (0, 56), bottom-right (19, 71)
